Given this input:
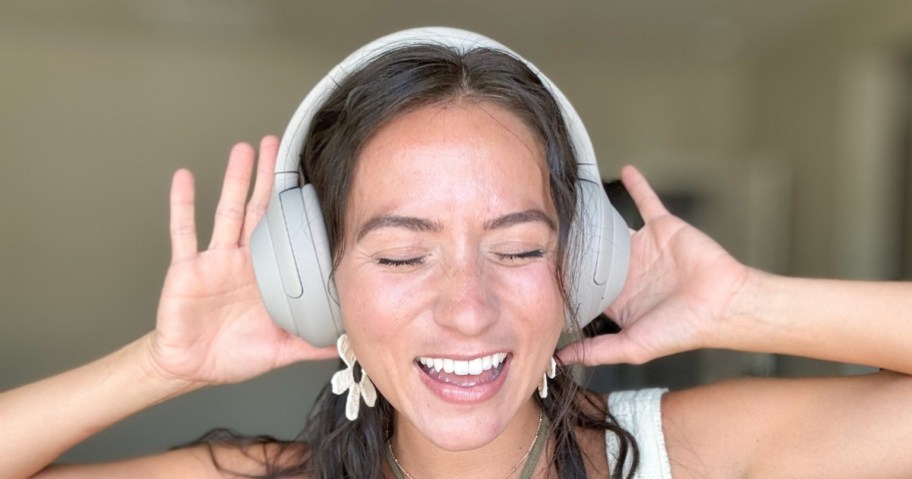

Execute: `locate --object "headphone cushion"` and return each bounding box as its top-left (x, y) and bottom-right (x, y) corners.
top-left (570, 181), bottom-right (630, 327)
top-left (250, 185), bottom-right (343, 347)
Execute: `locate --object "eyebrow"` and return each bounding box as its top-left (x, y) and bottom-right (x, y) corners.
top-left (484, 209), bottom-right (556, 231)
top-left (356, 209), bottom-right (555, 241)
top-left (356, 215), bottom-right (442, 241)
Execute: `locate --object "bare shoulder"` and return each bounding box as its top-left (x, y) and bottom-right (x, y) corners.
top-left (662, 371), bottom-right (912, 479)
top-left (35, 442), bottom-right (312, 479)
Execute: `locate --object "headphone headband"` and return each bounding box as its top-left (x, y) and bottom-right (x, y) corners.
top-left (273, 27), bottom-right (602, 192)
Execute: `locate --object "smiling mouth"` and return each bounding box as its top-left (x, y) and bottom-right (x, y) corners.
top-left (416, 353), bottom-right (510, 387)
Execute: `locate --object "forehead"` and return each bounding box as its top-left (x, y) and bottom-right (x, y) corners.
top-left (345, 102), bottom-right (553, 231)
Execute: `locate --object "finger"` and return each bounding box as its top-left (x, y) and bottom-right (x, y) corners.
top-left (620, 165), bottom-right (670, 222)
top-left (169, 169), bottom-right (198, 263)
top-left (277, 336), bottom-right (340, 366)
top-left (556, 334), bottom-right (643, 366)
top-left (209, 143), bottom-right (256, 249)
top-left (240, 135), bottom-right (279, 245)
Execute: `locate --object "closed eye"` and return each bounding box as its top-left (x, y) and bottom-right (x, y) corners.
top-left (377, 257), bottom-right (425, 268)
top-left (497, 249), bottom-right (546, 262)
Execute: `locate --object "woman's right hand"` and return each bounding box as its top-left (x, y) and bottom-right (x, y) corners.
top-left (148, 136), bottom-right (337, 388)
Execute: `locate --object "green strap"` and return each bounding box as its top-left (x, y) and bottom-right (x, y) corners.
top-left (518, 414), bottom-right (551, 479)
top-left (385, 443), bottom-right (407, 479)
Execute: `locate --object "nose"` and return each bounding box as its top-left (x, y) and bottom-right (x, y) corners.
top-left (433, 254), bottom-right (498, 337)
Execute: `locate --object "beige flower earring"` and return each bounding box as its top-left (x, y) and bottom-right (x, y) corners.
top-left (331, 334), bottom-right (377, 421)
top-left (537, 357), bottom-right (558, 398)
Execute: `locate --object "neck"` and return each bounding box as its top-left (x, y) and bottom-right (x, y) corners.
top-left (388, 399), bottom-right (545, 479)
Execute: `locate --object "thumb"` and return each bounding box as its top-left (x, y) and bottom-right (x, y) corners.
top-left (557, 334), bottom-right (645, 366)
top-left (276, 335), bottom-right (339, 366)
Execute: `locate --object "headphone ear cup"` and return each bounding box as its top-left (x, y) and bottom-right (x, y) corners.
top-left (569, 181), bottom-right (630, 328)
top-left (250, 185), bottom-right (343, 347)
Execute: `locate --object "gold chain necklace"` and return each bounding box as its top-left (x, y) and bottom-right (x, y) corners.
top-left (386, 412), bottom-right (544, 479)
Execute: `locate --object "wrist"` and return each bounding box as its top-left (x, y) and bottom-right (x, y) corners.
top-left (131, 334), bottom-right (203, 401)
top-left (710, 267), bottom-right (781, 352)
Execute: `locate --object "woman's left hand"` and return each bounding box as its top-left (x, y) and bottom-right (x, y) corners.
top-left (559, 166), bottom-right (753, 366)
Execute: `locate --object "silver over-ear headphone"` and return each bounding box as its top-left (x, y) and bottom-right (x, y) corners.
top-left (250, 27), bottom-right (629, 347)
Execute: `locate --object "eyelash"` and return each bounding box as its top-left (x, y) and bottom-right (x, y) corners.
top-left (377, 257), bottom-right (426, 268)
top-left (498, 249), bottom-right (545, 262)
top-left (376, 250), bottom-right (545, 268)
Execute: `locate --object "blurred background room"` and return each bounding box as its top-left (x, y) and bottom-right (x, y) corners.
top-left (2, 0), bottom-right (911, 463)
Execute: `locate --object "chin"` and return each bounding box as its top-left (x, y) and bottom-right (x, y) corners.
top-left (411, 409), bottom-right (510, 451)
top-left (396, 376), bottom-right (532, 452)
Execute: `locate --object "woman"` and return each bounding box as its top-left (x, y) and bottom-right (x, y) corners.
top-left (5, 28), bottom-right (912, 479)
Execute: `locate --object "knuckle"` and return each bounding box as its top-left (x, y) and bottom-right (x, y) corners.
top-left (246, 203), bottom-right (268, 218)
top-left (170, 223), bottom-right (195, 236)
top-left (215, 205), bottom-right (245, 221)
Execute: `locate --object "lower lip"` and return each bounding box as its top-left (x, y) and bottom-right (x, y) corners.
top-left (416, 357), bottom-right (511, 404)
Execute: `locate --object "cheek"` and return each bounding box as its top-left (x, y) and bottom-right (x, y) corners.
top-left (488, 264), bottom-right (566, 358)
top-left (492, 263), bottom-right (564, 317)
top-left (340, 268), bottom-right (434, 329)
top-left (336, 268), bottom-right (449, 406)
top-left (336, 266), bottom-right (434, 366)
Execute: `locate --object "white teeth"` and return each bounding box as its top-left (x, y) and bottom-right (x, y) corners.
top-left (467, 358), bottom-right (483, 375)
top-left (492, 352), bottom-right (506, 368)
top-left (418, 352), bottom-right (508, 376)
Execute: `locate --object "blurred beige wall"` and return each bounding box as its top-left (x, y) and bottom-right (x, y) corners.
top-left (753, 2), bottom-right (912, 280)
top-left (2, 0), bottom-right (910, 462)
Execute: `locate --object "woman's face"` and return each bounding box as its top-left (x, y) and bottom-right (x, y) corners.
top-left (334, 101), bottom-right (565, 450)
